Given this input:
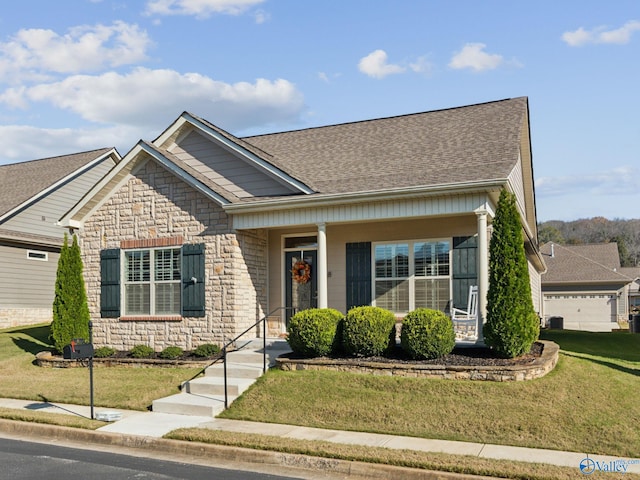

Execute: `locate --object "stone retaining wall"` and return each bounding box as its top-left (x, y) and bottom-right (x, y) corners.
top-left (276, 341), bottom-right (559, 381)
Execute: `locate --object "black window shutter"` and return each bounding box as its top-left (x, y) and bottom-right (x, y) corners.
top-left (346, 242), bottom-right (372, 310)
top-left (182, 243), bottom-right (205, 317)
top-left (452, 236), bottom-right (478, 310)
top-left (100, 248), bottom-right (121, 318)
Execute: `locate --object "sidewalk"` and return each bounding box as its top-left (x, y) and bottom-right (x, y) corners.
top-left (1, 397), bottom-right (638, 475)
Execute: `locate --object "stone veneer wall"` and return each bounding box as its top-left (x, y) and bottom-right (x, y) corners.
top-left (0, 308), bottom-right (52, 329)
top-left (80, 159), bottom-right (267, 351)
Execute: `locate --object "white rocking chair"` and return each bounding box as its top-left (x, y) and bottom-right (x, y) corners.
top-left (451, 285), bottom-right (478, 341)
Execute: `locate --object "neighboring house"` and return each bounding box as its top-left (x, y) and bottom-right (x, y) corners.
top-left (0, 149), bottom-right (120, 329)
top-left (540, 242), bottom-right (633, 331)
top-left (59, 97), bottom-right (545, 351)
top-left (621, 267), bottom-right (640, 313)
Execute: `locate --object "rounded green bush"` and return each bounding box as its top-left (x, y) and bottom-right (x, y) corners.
top-left (130, 344), bottom-right (154, 359)
top-left (93, 346), bottom-right (116, 358)
top-left (287, 308), bottom-right (344, 357)
top-left (159, 346), bottom-right (184, 360)
top-left (342, 306), bottom-right (396, 357)
top-left (400, 308), bottom-right (455, 360)
top-left (193, 343), bottom-right (221, 358)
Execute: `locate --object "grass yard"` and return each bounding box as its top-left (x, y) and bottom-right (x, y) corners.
top-left (0, 324), bottom-right (201, 411)
top-left (219, 330), bottom-right (640, 458)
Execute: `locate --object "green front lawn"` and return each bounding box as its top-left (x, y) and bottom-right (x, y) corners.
top-left (219, 330), bottom-right (640, 458)
top-left (0, 324), bottom-right (201, 411)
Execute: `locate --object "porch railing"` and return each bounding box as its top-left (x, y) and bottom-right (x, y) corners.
top-left (217, 306), bottom-right (294, 409)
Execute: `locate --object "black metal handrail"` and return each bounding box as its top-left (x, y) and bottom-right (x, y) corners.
top-left (220, 306), bottom-right (293, 409)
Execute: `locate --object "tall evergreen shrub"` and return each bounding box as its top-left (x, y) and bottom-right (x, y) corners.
top-left (51, 233), bottom-right (90, 353)
top-left (484, 190), bottom-right (539, 358)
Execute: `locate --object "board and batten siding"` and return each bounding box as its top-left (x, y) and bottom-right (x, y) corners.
top-left (0, 244), bottom-right (59, 308)
top-left (2, 159), bottom-right (114, 240)
top-left (169, 130), bottom-right (294, 198)
top-left (528, 259), bottom-right (542, 316)
top-left (507, 159), bottom-right (526, 218)
top-left (235, 193), bottom-right (491, 230)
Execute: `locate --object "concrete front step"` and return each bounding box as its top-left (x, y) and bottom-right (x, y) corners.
top-left (204, 363), bottom-right (264, 379)
top-left (152, 392), bottom-right (229, 417)
top-left (152, 337), bottom-right (292, 417)
top-left (181, 376), bottom-right (255, 396)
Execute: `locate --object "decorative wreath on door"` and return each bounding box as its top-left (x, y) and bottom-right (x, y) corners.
top-left (291, 259), bottom-right (311, 284)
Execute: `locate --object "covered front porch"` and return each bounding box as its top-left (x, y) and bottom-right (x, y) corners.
top-left (229, 192), bottom-right (495, 346)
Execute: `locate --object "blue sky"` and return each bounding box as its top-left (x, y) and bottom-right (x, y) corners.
top-left (0, 1), bottom-right (638, 222)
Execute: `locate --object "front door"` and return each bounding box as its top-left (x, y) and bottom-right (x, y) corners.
top-left (285, 250), bottom-right (317, 325)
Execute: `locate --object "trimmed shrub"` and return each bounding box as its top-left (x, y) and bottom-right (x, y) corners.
top-left (400, 308), bottom-right (455, 360)
top-left (287, 308), bottom-right (344, 357)
top-left (159, 346), bottom-right (184, 360)
top-left (342, 306), bottom-right (396, 357)
top-left (130, 344), bottom-right (155, 359)
top-left (193, 343), bottom-right (221, 358)
top-left (484, 189), bottom-right (540, 358)
top-left (93, 346), bottom-right (116, 358)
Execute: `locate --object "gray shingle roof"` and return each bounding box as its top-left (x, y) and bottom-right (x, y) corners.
top-left (242, 97), bottom-right (528, 195)
top-left (0, 148), bottom-right (114, 218)
top-left (540, 242), bottom-right (632, 284)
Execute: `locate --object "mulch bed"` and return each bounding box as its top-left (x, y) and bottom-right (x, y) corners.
top-left (96, 350), bottom-right (222, 361)
top-left (284, 342), bottom-right (544, 367)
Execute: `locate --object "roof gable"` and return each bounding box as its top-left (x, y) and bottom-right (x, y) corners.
top-left (541, 242), bottom-right (631, 284)
top-left (0, 148), bottom-right (118, 222)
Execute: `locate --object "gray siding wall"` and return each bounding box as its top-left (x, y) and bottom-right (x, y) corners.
top-left (0, 243), bottom-right (59, 308)
top-left (2, 159), bottom-right (114, 240)
top-left (170, 130), bottom-right (294, 198)
top-left (508, 159), bottom-right (526, 216)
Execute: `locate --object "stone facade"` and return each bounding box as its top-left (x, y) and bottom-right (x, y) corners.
top-left (277, 341), bottom-right (560, 382)
top-left (0, 308), bottom-right (52, 330)
top-left (80, 159), bottom-right (267, 351)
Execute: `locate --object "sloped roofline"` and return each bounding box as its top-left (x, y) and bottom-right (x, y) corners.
top-left (0, 148), bottom-right (120, 224)
top-left (155, 112), bottom-right (314, 195)
top-left (59, 141), bottom-right (234, 229)
top-left (541, 242), bottom-right (632, 284)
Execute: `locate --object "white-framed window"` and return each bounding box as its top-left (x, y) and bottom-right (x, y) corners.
top-left (373, 239), bottom-right (451, 314)
top-left (27, 250), bottom-right (48, 261)
top-left (123, 247), bottom-right (181, 315)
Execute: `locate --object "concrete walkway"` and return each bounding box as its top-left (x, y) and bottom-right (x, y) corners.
top-left (1, 397), bottom-right (639, 475)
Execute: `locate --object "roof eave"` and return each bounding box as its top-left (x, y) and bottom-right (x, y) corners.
top-left (1, 148), bottom-right (119, 224)
top-left (224, 179), bottom-right (508, 213)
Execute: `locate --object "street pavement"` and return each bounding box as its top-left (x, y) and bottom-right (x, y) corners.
top-left (0, 397), bottom-right (638, 477)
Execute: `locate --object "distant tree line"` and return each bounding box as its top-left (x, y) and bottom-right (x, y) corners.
top-left (538, 217), bottom-right (640, 267)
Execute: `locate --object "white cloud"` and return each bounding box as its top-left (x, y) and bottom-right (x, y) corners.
top-left (0, 124), bottom-right (138, 163)
top-left (358, 50), bottom-right (406, 79)
top-left (448, 43), bottom-right (503, 72)
top-left (409, 56), bottom-right (434, 76)
top-left (0, 68), bottom-right (305, 132)
top-left (253, 9), bottom-right (270, 24)
top-left (145, 0), bottom-right (264, 18)
top-left (0, 22), bottom-right (151, 83)
top-left (562, 20), bottom-right (640, 46)
top-left (536, 165), bottom-right (638, 197)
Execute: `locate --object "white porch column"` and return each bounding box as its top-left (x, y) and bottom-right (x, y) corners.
top-left (317, 223), bottom-right (328, 309)
top-left (476, 210), bottom-right (489, 341)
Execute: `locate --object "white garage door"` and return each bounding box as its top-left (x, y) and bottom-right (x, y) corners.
top-left (544, 294), bottom-right (616, 332)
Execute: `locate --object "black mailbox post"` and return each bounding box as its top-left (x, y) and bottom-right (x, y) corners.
top-left (62, 322), bottom-right (95, 419)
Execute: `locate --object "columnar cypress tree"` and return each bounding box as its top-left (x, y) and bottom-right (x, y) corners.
top-left (484, 189), bottom-right (539, 358)
top-left (51, 233), bottom-right (90, 353)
